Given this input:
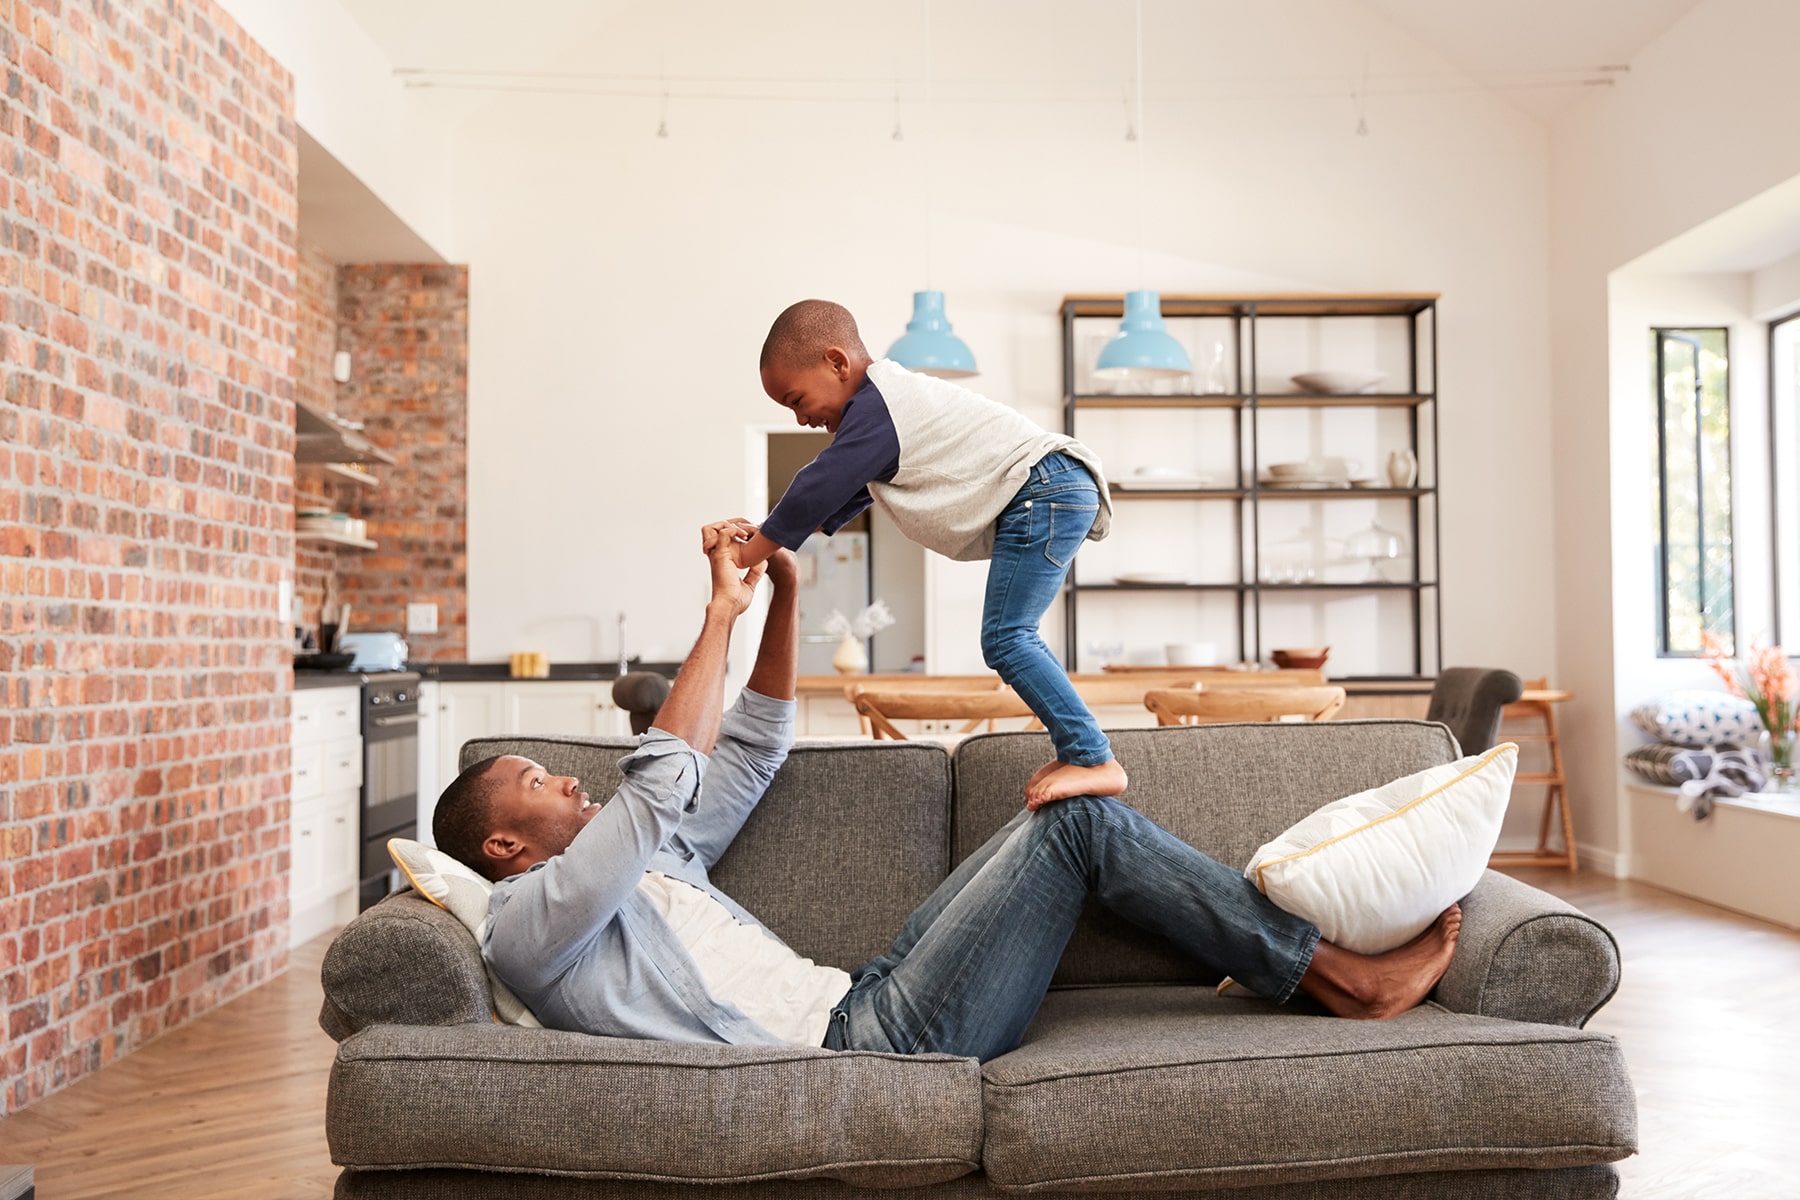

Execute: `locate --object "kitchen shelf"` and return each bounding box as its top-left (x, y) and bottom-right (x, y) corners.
top-left (1062, 292), bottom-right (1442, 675)
top-left (296, 398), bottom-right (396, 466)
top-left (1110, 487), bottom-right (1431, 500)
top-left (1074, 581), bottom-right (1437, 593)
top-left (313, 462), bottom-right (381, 488)
top-left (1073, 392), bottom-right (1433, 410)
top-left (296, 531), bottom-right (378, 550)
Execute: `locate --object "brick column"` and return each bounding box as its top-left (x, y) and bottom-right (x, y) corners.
top-left (0, 0), bottom-right (297, 1112)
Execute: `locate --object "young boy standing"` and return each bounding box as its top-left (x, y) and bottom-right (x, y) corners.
top-left (728, 298), bottom-right (1125, 808)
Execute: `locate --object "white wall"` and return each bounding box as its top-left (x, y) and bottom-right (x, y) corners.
top-left (220, 0), bottom-right (456, 259)
top-left (438, 0), bottom-right (1556, 684)
top-left (1549, 0), bottom-right (1800, 871)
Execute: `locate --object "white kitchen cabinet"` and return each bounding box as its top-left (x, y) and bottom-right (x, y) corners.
top-left (436, 680), bottom-right (630, 793)
top-left (505, 680), bottom-right (625, 739)
top-left (415, 681), bottom-right (439, 845)
top-left (438, 682), bottom-right (508, 789)
top-left (291, 684), bottom-right (361, 948)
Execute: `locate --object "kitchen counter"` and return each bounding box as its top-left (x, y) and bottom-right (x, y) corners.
top-left (797, 673), bottom-right (1437, 696)
top-left (410, 661), bottom-right (683, 683)
top-left (294, 672), bottom-right (368, 690)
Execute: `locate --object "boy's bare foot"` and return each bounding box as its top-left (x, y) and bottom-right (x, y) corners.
top-left (1298, 905), bottom-right (1463, 1020)
top-left (1025, 758), bottom-right (1128, 810)
top-left (1026, 759), bottom-right (1061, 793)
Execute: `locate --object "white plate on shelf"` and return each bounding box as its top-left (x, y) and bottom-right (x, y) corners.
top-left (1290, 369), bottom-right (1388, 394)
top-left (1113, 572), bottom-right (1190, 585)
top-left (1116, 475), bottom-right (1217, 491)
top-left (1260, 475), bottom-right (1347, 489)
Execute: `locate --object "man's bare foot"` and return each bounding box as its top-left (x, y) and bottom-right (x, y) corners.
top-left (1026, 759), bottom-right (1061, 794)
top-left (1025, 758), bottom-right (1128, 810)
top-left (1298, 905), bottom-right (1463, 1020)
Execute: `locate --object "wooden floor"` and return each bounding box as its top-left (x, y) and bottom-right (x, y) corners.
top-left (3, 871), bottom-right (1796, 1199)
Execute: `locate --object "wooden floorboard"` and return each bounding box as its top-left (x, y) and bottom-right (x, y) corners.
top-left (2, 872), bottom-right (1796, 1198)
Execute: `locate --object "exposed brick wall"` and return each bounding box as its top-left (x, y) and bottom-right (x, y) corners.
top-left (293, 239), bottom-right (340, 629)
top-left (331, 265), bottom-right (468, 661)
top-left (0, 0), bottom-right (296, 1114)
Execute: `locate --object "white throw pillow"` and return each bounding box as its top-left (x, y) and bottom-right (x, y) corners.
top-left (387, 837), bottom-right (542, 1027)
top-left (1628, 690), bottom-right (1761, 748)
top-left (1243, 744), bottom-right (1518, 955)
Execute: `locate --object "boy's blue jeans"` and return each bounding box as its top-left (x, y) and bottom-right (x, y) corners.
top-left (980, 452), bottom-right (1110, 766)
top-left (823, 795), bottom-right (1321, 1061)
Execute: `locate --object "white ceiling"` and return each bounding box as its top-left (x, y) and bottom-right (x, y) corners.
top-left (337, 0), bottom-right (1703, 122)
top-left (1360, 0), bottom-right (1700, 118)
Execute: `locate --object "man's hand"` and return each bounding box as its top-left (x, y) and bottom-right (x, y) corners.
top-left (703, 521), bottom-right (766, 617)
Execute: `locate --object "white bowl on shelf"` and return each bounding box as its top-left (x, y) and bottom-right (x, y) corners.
top-left (1290, 369), bottom-right (1388, 395)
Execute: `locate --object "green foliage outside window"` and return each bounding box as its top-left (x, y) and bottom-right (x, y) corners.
top-left (1651, 328), bottom-right (1733, 657)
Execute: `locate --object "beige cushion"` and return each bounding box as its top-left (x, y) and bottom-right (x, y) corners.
top-left (387, 837), bottom-right (542, 1027)
top-left (1245, 744), bottom-right (1518, 953)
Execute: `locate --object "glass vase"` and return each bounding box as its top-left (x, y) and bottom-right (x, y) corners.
top-left (1758, 726), bottom-right (1798, 789)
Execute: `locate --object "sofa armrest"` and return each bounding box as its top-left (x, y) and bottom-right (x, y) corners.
top-left (318, 893), bottom-right (494, 1040)
top-left (1433, 870), bottom-right (1621, 1028)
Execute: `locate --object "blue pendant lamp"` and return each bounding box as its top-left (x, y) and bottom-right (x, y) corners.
top-left (1093, 290), bottom-right (1191, 379)
top-left (888, 290), bottom-right (977, 378)
top-left (1093, 2), bottom-right (1190, 383)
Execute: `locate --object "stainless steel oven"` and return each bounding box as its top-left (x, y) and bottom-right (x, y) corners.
top-left (359, 671), bottom-right (420, 910)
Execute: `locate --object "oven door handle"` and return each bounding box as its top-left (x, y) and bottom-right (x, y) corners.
top-left (369, 713), bottom-right (421, 728)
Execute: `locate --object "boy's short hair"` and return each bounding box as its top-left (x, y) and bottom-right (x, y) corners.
top-left (432, 755), bottom-right (508, 880)
top-left (760, 299), bottom-right (868, 369)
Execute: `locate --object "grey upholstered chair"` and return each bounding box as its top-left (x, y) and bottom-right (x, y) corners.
top-left (1426, 667), bottom-right (1525, 755)
top-left (612, 671), bottom-right (672, 736)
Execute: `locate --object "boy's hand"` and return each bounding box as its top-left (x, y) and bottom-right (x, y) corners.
top-left (704, 523), bottom-right (765, 617)
top-left (700, 518), bottom-right (759, 554)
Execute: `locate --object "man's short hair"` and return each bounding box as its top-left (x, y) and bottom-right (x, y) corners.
top-left (760, 299), bottom-right (868, 370)
top-left (433, 755), bottom-right (508, 880)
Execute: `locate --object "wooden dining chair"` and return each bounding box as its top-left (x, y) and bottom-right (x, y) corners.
top-left (841, 676), bottom-right (1006, 737)
top-left (849, 688), bottom-right (1036, 741)
top-left (1192, 668), bottom-right (1328, 688)
top-left (1066, 674), bottom-right (1206, 708)
top-left (1144, 686), bottom-right (1347, 726)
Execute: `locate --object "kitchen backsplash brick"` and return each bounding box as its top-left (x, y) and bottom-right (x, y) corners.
top-left (328, 265), bottom-right (469, 661)
top-left (0, 0), bottom-right (296, 1114)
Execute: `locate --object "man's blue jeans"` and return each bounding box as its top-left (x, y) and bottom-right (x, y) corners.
top-left (823, 796), bottom-right (1322, 1061)
top-left (980, 452), bottom-right (1111, 767)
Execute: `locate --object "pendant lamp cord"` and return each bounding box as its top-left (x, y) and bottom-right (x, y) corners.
top-left (923, 0), bottom-right (934, 292)
top-left (1133, 0), bottom-right (1146, 286)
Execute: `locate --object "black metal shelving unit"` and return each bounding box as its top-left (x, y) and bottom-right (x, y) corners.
top-left (1060, 293), bottom-right (1442, 678)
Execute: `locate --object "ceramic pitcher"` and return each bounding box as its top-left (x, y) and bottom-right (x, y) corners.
top-left (1385, 449), bottom-right (1418, 488)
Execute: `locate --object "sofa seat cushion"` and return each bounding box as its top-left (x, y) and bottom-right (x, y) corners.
top-left (979, 986), bottom-right (1636, 1193)
top-left (328, 1024), bottom-right (982, 1189)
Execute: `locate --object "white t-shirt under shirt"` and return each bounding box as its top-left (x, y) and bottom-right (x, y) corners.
top-left (635, 871), bottom-right (851, 1047)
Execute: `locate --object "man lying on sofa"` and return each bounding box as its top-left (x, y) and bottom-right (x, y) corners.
top-left (431, 520), bottom-right (1462, 1061)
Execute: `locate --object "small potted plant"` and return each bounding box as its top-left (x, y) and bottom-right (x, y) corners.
top-left (1701, 632), bottom-right (1797, 788)
top-left (825, 600), bottom-right (895, 675)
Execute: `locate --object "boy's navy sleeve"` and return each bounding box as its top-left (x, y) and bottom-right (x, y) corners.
top-left (759, 383), bottom-right (901, 551)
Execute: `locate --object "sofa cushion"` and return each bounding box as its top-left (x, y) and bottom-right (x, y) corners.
top-left (460, 736), bottom-right (952, 973)
top-left (327, 1023), bottom-right (982, 1188)
top-left (979, 986), bottom-right (1636, 1193)
top-left (951, 722), bottom-right (1461, 986)
top-left (332, 1164), bottom-right (1624, 1199)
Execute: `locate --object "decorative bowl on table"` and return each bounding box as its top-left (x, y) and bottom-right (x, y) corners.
top-left (1290, 370), bottom-right (1387, 395)
top-left (1271, 646), bottom-right (1330, 670)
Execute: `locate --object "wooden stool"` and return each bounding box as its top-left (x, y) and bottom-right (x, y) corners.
top-left (1488, 677), bottom-right (1578, 872)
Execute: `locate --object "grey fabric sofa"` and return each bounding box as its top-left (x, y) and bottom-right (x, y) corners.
top-left (319, 720), bottom-right (1636, 1198)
